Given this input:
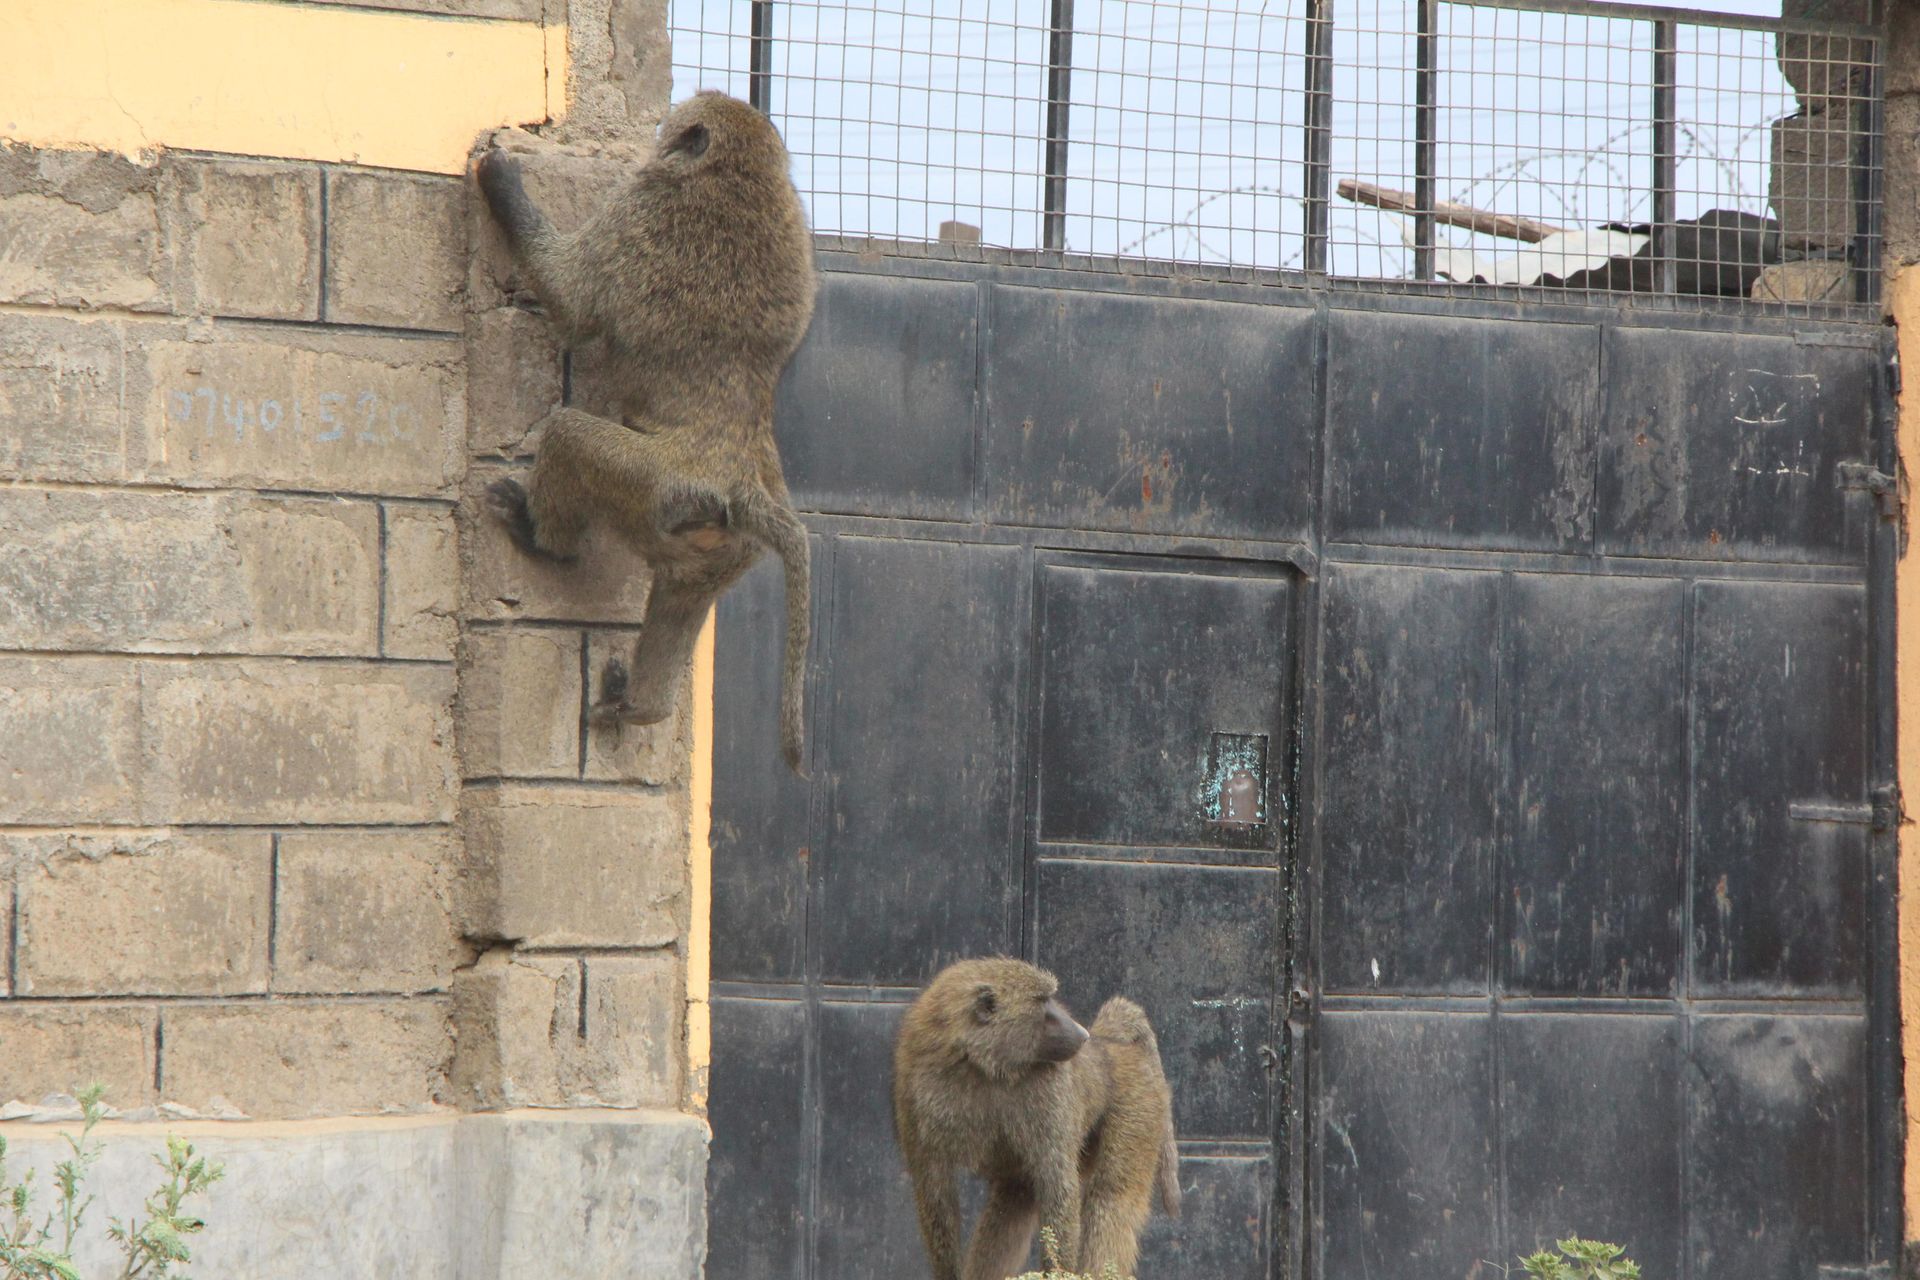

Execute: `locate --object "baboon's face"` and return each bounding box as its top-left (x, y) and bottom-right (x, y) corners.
top-left (963, 964), bottom-right (1089, 1073)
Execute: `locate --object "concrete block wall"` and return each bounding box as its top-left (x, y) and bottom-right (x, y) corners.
top-left (0, 143), bottom-right (469, 1117)
top-left (0, 0), bottom-right (708, 1273)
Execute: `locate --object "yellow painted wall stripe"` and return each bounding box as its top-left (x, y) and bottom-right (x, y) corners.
top-left (687, 607), bottom-right (717, 1113)
top-left (0, 0), bottom-right (559, 174)
top-left (1890, 267), bottom-right (1920, 1235)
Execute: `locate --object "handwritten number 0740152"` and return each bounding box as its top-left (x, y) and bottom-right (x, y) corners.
top-left (167, 387), bottom-right (423, 447)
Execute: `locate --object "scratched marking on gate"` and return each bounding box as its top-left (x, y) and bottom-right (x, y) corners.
top-left (1729, 369), bottom-right (1819, 427)
top-left (166, 385), bottom-right (425, 447)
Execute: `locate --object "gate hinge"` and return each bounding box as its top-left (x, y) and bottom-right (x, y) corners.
top-left (1837, 461), bottom-right (1901, 519)
top-left (1874, 783), bottom-right (1901, 833)
top-left (1788, 785), bottom-right (1899, 832)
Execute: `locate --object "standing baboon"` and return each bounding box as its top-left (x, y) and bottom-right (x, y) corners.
top-left (474, 91), bottom-right (817, 772)
top-left (892, 958), bottom-right (1181, 1280)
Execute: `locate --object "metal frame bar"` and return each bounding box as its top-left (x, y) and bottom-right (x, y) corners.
top-left (1043, 0), bottom-right (1076, 255)
top-left (1853, 52), bottom-right (1885, 307)
top-left (1302, 0), bottom-right (1335, 275)
top-left (1443, 0), bottom-right (1877, 38)
top-left (1651, 19), bottom-right (1677, 297)
top-left (1413, 0), bottom-right (1438, 283)
top-left (748, 0), bottom-right (774, 116)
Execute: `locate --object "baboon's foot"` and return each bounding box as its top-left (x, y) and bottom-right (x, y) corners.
top-left (587, 658), bottom-right (677, 729)
top-left (484, 477), bottom-right (576, 564)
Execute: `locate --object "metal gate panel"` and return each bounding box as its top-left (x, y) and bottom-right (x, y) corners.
top-left (1691, 580), bottom-right (1869, 997)
top-left (982, 287), bottom-right (1318, 540)
top-left (706, 256), bottom-right (1897, 1280)
top-left (816, 1000), bottom-right (925, 1277)
top-left (1316, 1011), bottom-right (1497, 1280)
top-left (815, 537), bottom-right (1024, 987)
top-left (1504, 575), bottom-right (1687, 997)
top-left (1319, 562), bottom-right (1500, 995)
top-left (775, 272), bottom-right (982, 521)
top-left (1500, 1014), bottom-right (1684, 1277)
top-left (1597, 329), bottom-right (1878, 562)
top-left (706, 996), bottom-right (808, 1280)
top-left (1688, 1014), bottom-right (1869, 1278)
top-left (711, 550), bottom-right (818, 983)
top-left (1032, 559), bottom-right (1293, 851)
top-left (1326, 311), bottom-right (1599, 551)
top-left (1035, 859), bottom-right (1281, 1140)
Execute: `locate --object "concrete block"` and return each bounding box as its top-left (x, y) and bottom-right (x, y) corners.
top-left (1769, 107), bottom-right (1860, 253)
top-left (460, 785), bottom-right (685, 948)
top-left (1775, 0), bottom-right (1874, 112)
top-left (1751, 259), bottom-right (1854, 303)
top-left (468, 142), bottom-right (632, 312)
top-left (140, 660), bottom-right (457, 825)
top-left (0, 312), bottom-right (125, 483)
top-left (0, 657), bottom-right (142, 824)
top-left (1887, 94), bottom-right (1920, 272)
top-left (462, 460), bottom-right (653, 623)
top-left (0, 490), bottom-right (379, 656)
top-left (132, 326), bottom-right (464, 497)
top-left (275, 829), bottom-right (463, 994)
top-left (0, 142), bottom-right (165, 311)
top-left (2, 1116), bottom-right (459, 1280)
top-left (326, 170), bottom-right (467, 332)
top-left (15, 831), bottom-right (272, 996)
top-left (456, 1111), bottom-right (708, 1280)
top-left (466, 306), bottom-right (561, 456)
top-left (230, 498), bottom-right (383, 654)
top-left (449, 950), bottom-right (577, 1109)
top-left (383, 504), bottom-right (462, 660)
top-left (583, 629), bottom-right (689, 785)
top-left (1, 1111), bottom-right (707, 1280)
top-left (557, 0), bottom-right (673, 147)
top-left (0, 1005), bottom-right (157, 1107)
top-left (168, 157), bottom-right (321, 321)
top-left (450, 950), bottom-right (682, 1109)
top-left (576, 952), bottom-right (682, 1106)
top-left (17, 832), bottom-right (274, 997)
top-left (159, 999), bottom-right (450, 1117)
top-left (1892, 0), bottom-right (1920, 99)
top-left (459, 627), bottom-right (583, 778)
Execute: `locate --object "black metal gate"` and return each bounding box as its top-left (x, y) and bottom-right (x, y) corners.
top-left (704, 257), bottom-right (1899, 1280)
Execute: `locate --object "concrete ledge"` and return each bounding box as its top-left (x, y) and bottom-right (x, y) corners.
top-left (0, 1109), bottom-right (707, 1280)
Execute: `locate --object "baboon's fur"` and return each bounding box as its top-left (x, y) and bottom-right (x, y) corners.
top-left (475, 91), bottom-right (817, 771)
top-left (893, 958), bottom-right (1181, 1280)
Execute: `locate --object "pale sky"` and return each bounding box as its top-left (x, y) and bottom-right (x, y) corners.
top-left (671, 0), bottom-right (1823, 278)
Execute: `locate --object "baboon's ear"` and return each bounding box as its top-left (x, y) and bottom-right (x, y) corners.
top-left (663, 122), bottom-right (710, 159)
top-left (972, 985), bottom-right (997, 1022)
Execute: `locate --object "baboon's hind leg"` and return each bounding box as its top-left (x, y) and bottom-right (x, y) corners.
top-left (1077, 1130), bottom-right (1158, 1278)
top-left (592, 575), bottom-right (721, 728)
top-left (962, 1181), bottom-right (1039, 1280)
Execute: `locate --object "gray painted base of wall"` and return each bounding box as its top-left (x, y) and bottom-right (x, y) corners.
top-left (0, 1108), bottom-right (706, 1280)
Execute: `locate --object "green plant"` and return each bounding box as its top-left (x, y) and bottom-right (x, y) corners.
top-left (1519, 1236), bottom-right (1641, 1280)
top-left (1010, 1227), bottom-right (1130, 1280)
top-left (0, 1085), bottom-right (223, 1280)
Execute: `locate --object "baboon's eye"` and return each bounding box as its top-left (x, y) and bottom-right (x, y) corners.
top-left (663, 123), bottom-right (710, 159)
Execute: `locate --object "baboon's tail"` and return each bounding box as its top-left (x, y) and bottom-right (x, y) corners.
top-left (739, 490), bottom-right (811, 776)
top-left (1155, 1120), bottom-right (1181, 1219)
top-left (1094, 998), bottom-right (1182, 1218)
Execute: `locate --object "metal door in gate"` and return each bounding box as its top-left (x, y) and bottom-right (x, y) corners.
top-left (703, 259), bottom-right (1898, 1280)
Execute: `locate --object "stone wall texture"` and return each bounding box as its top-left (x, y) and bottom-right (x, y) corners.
top-left (0, 0), bottom-right (697, 1247)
